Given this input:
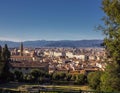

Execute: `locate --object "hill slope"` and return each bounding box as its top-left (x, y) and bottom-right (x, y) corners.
top-left (0, 40), bottom-right (103, 48)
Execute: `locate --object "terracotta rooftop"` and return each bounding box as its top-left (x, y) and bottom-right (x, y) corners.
top-left (11, 56), bottom-right (32, 58)
top-left (9, 61), bottom-right (49, 68)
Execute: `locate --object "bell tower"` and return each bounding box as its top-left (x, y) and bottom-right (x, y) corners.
top-left (20, 42), bottom-right (23, 56)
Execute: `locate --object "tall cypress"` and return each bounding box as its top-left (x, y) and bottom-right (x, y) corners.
top-left (0, 45), bottom-right (2, 61)
top-left (0, 45), bottom-right (3, 75)
top-left (0, 44), bottom-right (11, 82)
top-left (2, 44), bottom-right (10, 61)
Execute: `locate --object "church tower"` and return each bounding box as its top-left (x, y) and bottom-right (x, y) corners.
top-left (20, 42), bottom-right (23, 56)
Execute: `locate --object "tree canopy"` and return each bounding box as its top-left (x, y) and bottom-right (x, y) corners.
top-left (87, 71), bottom-right (101, 91)
top-left (99, 0), bottom-right (120, 92)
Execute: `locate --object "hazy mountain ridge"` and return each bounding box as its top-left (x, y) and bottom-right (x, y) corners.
top-left (0, 40), bottom-right (103, 48)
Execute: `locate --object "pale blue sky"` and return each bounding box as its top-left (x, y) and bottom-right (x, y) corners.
top-left (0, 0), bottom-right (105, 41)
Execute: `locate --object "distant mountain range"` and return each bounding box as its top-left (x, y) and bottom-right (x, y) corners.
top-left (0, 40), bottom-right (103, 48)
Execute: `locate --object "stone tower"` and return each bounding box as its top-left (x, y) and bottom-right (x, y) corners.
top-left (20, 42), bottom-right (23, 56)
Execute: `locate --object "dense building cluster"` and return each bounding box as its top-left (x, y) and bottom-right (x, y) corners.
top-left (9, 43), bottom-right (106, 75)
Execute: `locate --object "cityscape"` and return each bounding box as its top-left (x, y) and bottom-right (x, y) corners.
top-left (10, 43), bottom-right (105, 75)
top-left (0, 0), bottom-right (120, 93)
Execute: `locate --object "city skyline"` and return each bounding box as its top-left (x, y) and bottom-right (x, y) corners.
top-left (0, 0), bottom-right (105, 41)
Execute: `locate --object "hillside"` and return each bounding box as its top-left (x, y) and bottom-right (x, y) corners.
top-left (0, 40), bottom-right (103, 48)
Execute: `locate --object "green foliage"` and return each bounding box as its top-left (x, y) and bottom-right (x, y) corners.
top-left (100, 0), bottom-right (120, 61)
top-left (100, 62), bottom-right (120, 92)
top-left (0, 61), bottom-right (4, 74)
top-left (14, 70), bottom-right (23, 82)
top-left (52, 72), bottom-right (67, 80)
top-left (65, 73), bottom-right (72, 81)
top-left (0, 46), bottom-right (3, 74)
top-left (23, 69), bottom-right (49, 84)
top-left (87, 71), bottom-right (102, 91)
top-left (0, 46), bottom-right (2, 60)
top-left (71, 74), bottom-right (76, 81)
top-left (52, 72), bottom-right (86, 85)
top-left (97, 0), bottom-right (120, 92)
top-left (0, 44), bottom-right (11, 82)
top-left (75, 74), bottom-right (86, 85)
top-left (2, 44), bottom-right (10, 61)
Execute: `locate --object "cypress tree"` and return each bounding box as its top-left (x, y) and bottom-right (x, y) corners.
top-left (2, 44), bottom-right (10, 61)
top-left (0, 45), bottom-right (2, 60)
top-left (0, 45), bottom-right (3, 75)
top-left (0, 44), bottom-right (11, 82)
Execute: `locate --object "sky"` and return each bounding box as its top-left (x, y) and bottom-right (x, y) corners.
top-left (0, 0), bottom-right (105, 42)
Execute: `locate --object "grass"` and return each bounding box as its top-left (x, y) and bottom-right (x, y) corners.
top-left (44, 85), bottom-right (90, 90)
top-left (0, 82), bottom-right (91, 92)
top-left (18, 84), bottom-right (90, 91)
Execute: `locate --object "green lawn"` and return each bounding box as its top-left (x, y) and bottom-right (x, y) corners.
top-left (0, 82), bottom-right (90, 92)
top-left (44, 85), bottom-right (90, 90)
top-left (18, 84), bottom-right (90, 91)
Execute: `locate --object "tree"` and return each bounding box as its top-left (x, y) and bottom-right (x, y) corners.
top-left (27, 69), bottom-right (49, 83)
top-left (0, 44), bottom-right (11, 82)
top-left (2, 44), bottom-right (10, 61)
top-left (52, 72), bottom-right (60, 80)
top-left (66, 73), bottom-right (72, 81)
top-left (24, 74), bottom-right (34, 83)
top-left (14, 71), bottom-right (23, 82)
top-left (98, 0), bottom-right (120, 92)
top-left (30, 69), bottom-right (42, 83)
top-left (0, 45), bottom-right (3, 74)
top-left (59, 72), bottom-right (66, 80)
top-left (0, 45), bottom-right (2, 60)
top-left (87, 71), bottom-right (101, 91)
top-left (100, 62), bottom-right (120, 92)
top-left (75, 74), bottom-right (86, 85)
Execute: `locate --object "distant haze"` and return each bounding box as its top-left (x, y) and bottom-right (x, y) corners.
top-left (0, 40), bottom-right (103, 48)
